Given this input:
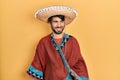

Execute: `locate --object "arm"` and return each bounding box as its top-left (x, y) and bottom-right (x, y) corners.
top-left (70, 37), bottom-right (89, 80)
top-left (27, 40), bottom-right (45, 80)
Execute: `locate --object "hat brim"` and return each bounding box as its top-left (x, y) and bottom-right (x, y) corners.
top-left (35, 6), bottom-right (77, 25)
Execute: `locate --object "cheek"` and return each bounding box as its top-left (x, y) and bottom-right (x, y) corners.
top-left (61, 23), bottom-right (65, 27)
top-left (61, 22), bottom-right (65, 26)
top-left (51, 23), bottom-right (57, 27)
top-left (51, 23), bottom-right (57, 29)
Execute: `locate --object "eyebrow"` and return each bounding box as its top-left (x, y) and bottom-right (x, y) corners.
top-left (52, 20), bottom-right (58, 22)
top-left (52, 20), bottom-right (64, 22)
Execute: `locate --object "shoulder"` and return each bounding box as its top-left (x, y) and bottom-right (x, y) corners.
top-left (38, 34), bottom-right (51, 45)
top-left (41, 34), bottom-right (51, 41)
top-left (68, 34), bottom-right (78, 42)
top-left (67, 34), bottom-right (81, 47)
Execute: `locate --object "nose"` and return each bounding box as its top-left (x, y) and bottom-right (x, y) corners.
top-left (57, 22), bottom-right (61, 27)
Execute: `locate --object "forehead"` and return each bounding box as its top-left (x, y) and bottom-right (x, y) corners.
top-left (52, 16), bottom-right (62, 21)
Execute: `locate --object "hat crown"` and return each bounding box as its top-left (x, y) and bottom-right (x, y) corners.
top-left (35, 5), bottom-right (78, 25)
top-left (35, 5), bottom-right (78, 17)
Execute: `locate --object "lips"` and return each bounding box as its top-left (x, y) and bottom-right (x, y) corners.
top-left (55, 27), bottom-right (62, 28)
top-left (55, 27), bottom-right (62, 31)
top-left (52, 26), bottom-right (64, 34)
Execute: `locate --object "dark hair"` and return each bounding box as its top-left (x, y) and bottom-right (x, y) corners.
top-left (47, 15), bottom-right (65, 23)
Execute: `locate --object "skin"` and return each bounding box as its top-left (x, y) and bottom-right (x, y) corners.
top-left (49, 16), bottom-right (65, 39)
top-left (49, 16), bottom-right (80, 80)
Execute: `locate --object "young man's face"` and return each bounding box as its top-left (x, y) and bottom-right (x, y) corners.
top-left (50, 17), bottom-right (65, 34)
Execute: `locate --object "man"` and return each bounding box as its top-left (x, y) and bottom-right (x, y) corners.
top-left (27, 6), bottom-right (89, 80)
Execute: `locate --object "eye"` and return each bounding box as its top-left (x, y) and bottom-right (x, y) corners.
top-left (54, 21), bottom-right (58, 22)
top-left (60, 21), bottom-right (64, 23)
top-left (52, 21), bottom-right (58, 23)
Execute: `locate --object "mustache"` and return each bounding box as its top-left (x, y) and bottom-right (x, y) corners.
top-left (55, 27), bottom-right (63, 28)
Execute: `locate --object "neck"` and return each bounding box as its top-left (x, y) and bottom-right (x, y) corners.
top-left (52, 32), bottom-right (64, 39)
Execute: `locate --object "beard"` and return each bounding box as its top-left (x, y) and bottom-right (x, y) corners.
top-left (51, 26), bottom-right (64, 34)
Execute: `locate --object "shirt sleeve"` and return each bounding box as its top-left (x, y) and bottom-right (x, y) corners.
top-left (27, 40), bottom-right (45, 80)
top-left (70, 37), bottom-right (89, 79)
top-left (79, 76), bottom-right (90, 80)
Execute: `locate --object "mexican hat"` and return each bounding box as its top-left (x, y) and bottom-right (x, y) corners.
top-left (35, 5), bottom-right (78, 25)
